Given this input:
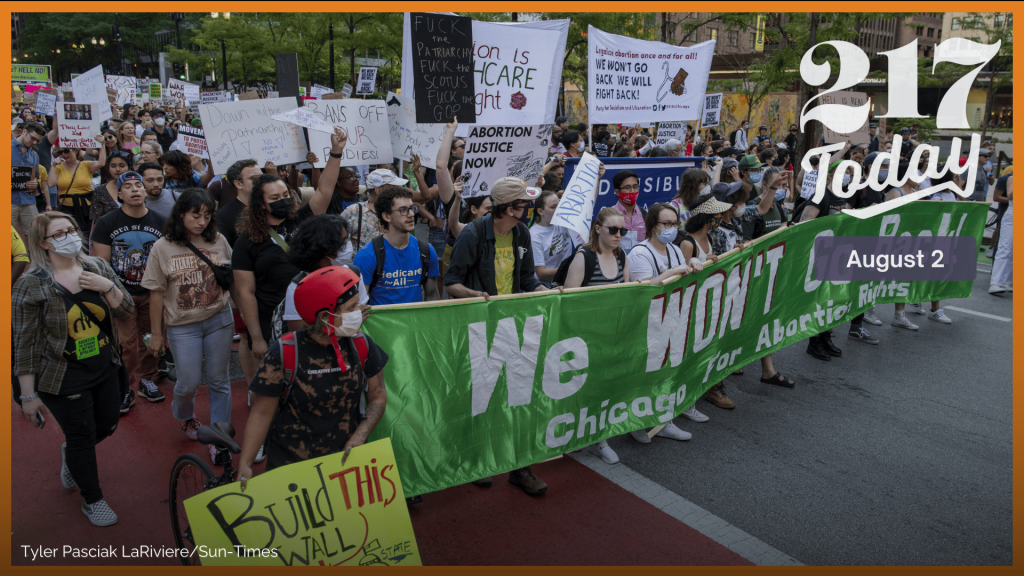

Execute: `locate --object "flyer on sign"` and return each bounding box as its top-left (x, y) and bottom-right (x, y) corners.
top-left (176, 125), bottom-right (209, 159)
top-left (304, 98), bottom-right (392, 168)
top-left (402, 16), bottom-right (569, 128)
top-left (198, 97), bottom-right (309, 174)
top-left (588, 26), bottom-right (715, 124)
top-left (356, 67), bottom-right (378, 96)
top-left (702, 92), bottom-right (723, 128)
top-left (57, 103), bottom-right (100, 148)
top-left (183, 438), bottom-right (420, 567)
top-left (385, 91), bottom-right (445, 162)
top-left (462, 124), bottom-right (549, 197)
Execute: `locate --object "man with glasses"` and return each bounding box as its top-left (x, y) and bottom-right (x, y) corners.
top-left (352, 186), bottom-right (439, 305)
top-left (444, 177), bottom-right (552, 496)
top-left (610, 170), bottom-right (646, 252)
top-left (12, 122), bottom-right (47, 234)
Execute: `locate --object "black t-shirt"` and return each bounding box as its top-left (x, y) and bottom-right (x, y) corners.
top-left (593, 139), bottom-right (610, 158)
top-left (793, 187), bottom-right (845, 222)
top-left (59, 289), bottom-right (117, 395)
top-left (217, 199), bottom-right (246, 247)
top-left (784, 132), bottom-right (797, 151)
top-left (248, 330), bottom-right (389, 469)
top-left (231, 219), bottom-right (301, 322)
top-left (91, 208), bottom-right (166, 295)
top-left (847, 178), bottom-right (885, 209)
top-left (208, 178), bottom-right (239, 208)
top-left (154, 126), bottom-right (177, 152)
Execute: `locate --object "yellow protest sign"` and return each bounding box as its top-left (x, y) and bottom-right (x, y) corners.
top-left (183, 438), bottom-right (421, 566)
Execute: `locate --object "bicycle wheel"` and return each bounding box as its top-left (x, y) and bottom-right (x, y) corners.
top-left (169, 454), bottom-right (215, 566)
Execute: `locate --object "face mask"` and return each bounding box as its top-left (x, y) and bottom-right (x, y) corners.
top-left (710, 218), bottom-right (722, 231)
top-left (748, 172), bottom-right (762, 184)
top-left (885, 148), bottom-right (892, 153)
top-left (774, 188), bottom-right (786, 202)
top-left (657, 227), bottom-right (677, 244)
top-left (334, 309), bottom-right (364, 338)
top-left (842, 174), bottom-right (852, 187)
top-left (331, 241), bottom-right (354, 265)
top-left (618, 192), bottom-right (639, 206)
top-left (878, 169), bottom-right (889, 180)
top-left (154, 117), bottom-right (166, 127)
top-left (50, 234), bottom-right (83, 258)
top-left (733, 205), bottom-right (747, 217)
top-left (269, 197), bottom-right (292, 219)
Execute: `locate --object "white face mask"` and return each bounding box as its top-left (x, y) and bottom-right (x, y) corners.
top-left (154, 117), bottom-right (166, 127)
top-left (50, 234), bottom-right (82, 258)
top-left (334, 309), bottom-right (363, 338)
top-left (331, 240), bottom-right (354, 266)
top-left (733, 205), bottom-right (747, 217)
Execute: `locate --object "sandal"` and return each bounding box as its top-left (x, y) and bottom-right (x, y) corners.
top-left (732, 369), bottom-right (744, 376)
top-left (760, 372), bottom-right (795, 388)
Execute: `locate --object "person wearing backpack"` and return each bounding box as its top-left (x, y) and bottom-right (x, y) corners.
top-left (351, 187), bottom-right (440, 305)
top-left (610, 170), bottom-right (647, 253)
top-left (237, 266), bottom-right (389, 484)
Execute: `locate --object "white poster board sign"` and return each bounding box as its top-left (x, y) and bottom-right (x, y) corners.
top-left (587, 26), bottom-right (715, 124)
top-left (303, 99), bottom-right (392, 168)
top-left (356, 67), bottom-right (378, 95)
top-left (267, 91), bottom-right (280, 99)
top-left (166, 78), bottom-right (188, 102)
top-left (702, 92), bottom-right (723, 128)
top-left (402, 16), bottom-right (570, 128)
top-left (654, 121), bottom-right (685, 147)
top-left (184, 83), bottom-right (200, 105)
top-left (551, 152), bottom-right (602, 239)
top-left (71, 65), bottom-right (105, 104)
top-left (386, 91), bottom-right (445, 162)
top-left (201, 91), bottom-right (228, 104)
top-left (105, 75), bottom-right (136, 106)
top-left (35, 92), bottom-right (57, 117)
top-left (57, 103), bottom-right (101, 148)
top-left (175, 125), bottom-right (209, 159)
top-left (198, 97), bottom-right (309, 174)
top-left (341, 84), bottom-right (353, 98)
top-left (271, 107), bottom-right (335, 133)
top-left (462, 124), bottom-right (549, 198)
top-left (311, 84), bottom-right (334, 99)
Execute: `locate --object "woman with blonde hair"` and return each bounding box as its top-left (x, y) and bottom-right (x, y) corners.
top-left (13, 212), bottom-right (134, 526)
top-left (47, 138), bottom-right (105, 247)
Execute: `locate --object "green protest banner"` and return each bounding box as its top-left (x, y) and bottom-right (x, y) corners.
top-left (362, 202), bottom-right (987, 496)
top-left (12, 64), bottom-right (51, 83)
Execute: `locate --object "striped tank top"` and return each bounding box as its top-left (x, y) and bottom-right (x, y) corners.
top-left (589, 253), bottom-right (625, 286)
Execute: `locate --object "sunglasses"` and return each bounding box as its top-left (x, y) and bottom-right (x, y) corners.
top-left (601, 226), bottom-right (627, 236)
top-left (59, 149), bottom-right (73, 155)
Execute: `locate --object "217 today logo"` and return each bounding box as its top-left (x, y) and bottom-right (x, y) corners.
top-left (800, 38), bottom-right (1000, 218)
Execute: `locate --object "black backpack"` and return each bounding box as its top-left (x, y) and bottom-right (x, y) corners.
top-left (368, 234), bottom-right (431, 293)
top-left (552, 245), bottom-right (625, 287)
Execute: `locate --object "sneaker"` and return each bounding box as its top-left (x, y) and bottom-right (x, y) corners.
top-left (157, 356), bottom-right (170, 375)
top-left (81, 499), bottom-right (118, 527)
top-left (119, 389), bottom-right (136, 416)
top-left (704, 383), bottom-right (736, 409)
top-left (471, 477), bottom-right (493, 487)
top-left (254, 444), bottom-right (266, 464)
top-left (928, 309), bottom-right (953, 324)
top-left (989, 284), bottom-right (1006, 295)
top-left (1006, 284), bottom-right (1013, 292)
top-left (986, 245), bottom-right (995, 258)
top-left (588, 441), bottom-right (620, 464)
top-left (907, 303), bottom-right (927, 315)
top-left (628, 429), bottom-right (652, 444)
top-left (806, 338), bottom-right (831, 361)
top-left (210, 445), bottom-right (231, 467)
top-left (138, 379), bottom-right (165, 403)
top-left (891, 313), bottom-right (919, 331)
top-left (681, 405), bottom-right (709, 423)
top-left (182, 416), bottom-right (202, 441)
top-left (61, 443), bottom-right (77, 489)
top-left (862, 307), bottom-right (883, 326)
top-left (848, 326), bottom-right (880, 345)
top-left (655, 422), bottom-right (692, 441)
top-left (508, 467), bottom-right (547, 496)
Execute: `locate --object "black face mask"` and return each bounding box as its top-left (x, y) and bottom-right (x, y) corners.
top-left (268, 197), bottom-right (292, 219)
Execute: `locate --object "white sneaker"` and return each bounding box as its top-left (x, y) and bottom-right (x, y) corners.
top-left (681, 405), bottom-right (709, 423)
top-left (928, 309), bottom-right (952, 324)
top-left (862, 307), bottom-right (883, 326)
top-left (589, 441), bottom-right (619, 465)
top-left (628, 429), bottom-right (652, 444)
top-left (655, 422), bottom-right (692, 441)
top-left (1006, 284), bottom-right (1013, 292)
top-left (907, 303), bottom-right (927, 315)
top-left (255, 444), bottom-right (266, 464)
top-left (891, 313), bottom-right (919, 331)
top-left (989, 284), bottom-right (1007, 295)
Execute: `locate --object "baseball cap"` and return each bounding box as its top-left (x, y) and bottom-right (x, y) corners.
top-left (711, 181), bottom-right (743, 202)
top-left (720, 147), bottom-right (741, 157)
top-left (978, 148), bottom-right (992, 157)
top-left (738, 154), bottom-right (763, 171)
top-left (367, 168), bottom-right (408, 188)
top-left (117, 171), bottom-right (143, 190)
top-left (151, 108), bottom-right (166, 117)
top-left (490, 177), bottom-right (541, 205)
top-left (863, 152), bottom-right (890, 167)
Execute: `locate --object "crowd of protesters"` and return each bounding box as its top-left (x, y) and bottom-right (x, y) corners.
top-left (11, 93), bottom-right (1011, 526)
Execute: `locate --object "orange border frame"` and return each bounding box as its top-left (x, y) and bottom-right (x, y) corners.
top-left (1, 2), bottom-right (1019, 570)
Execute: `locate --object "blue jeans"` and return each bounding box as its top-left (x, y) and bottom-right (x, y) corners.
top-left (166, 308), bottom-right (234, 425)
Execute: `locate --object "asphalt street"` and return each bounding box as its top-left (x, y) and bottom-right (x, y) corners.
top-left (603, 269), bottom-right (1013, 565)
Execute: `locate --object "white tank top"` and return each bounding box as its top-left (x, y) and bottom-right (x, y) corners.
top-left (691, 235), bottom-right (710, 263)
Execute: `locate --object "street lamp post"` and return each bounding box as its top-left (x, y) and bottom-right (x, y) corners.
top-left (113, 13), bottom-right (124, 75)
top-left (221, 40), bottom-right (228, 92)
top-left (329, 23), bottom-right (335, 91)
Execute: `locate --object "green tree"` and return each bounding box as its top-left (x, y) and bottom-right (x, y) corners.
top-left (959, 12), bottom-right (1013, 141)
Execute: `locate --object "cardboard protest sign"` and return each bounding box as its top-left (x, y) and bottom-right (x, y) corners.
top-left (702, 93), bottom-right (723, 128)
top-left (408, 13), bottom-right (475, 123)
top-left (654, 121), bottom-right (685, 147)
top-left (311, 84), bottom-right (334, 99)
top-left (184, 438), bottom-right (421, 566)
top-left (587, 26), bottom-right (715, 124)
top-left (385, 91), bottom-right (445, 162)
top-left (201, 91), bottom-right (228, 104)
top-left (12, 166), bottom-right (34, 195)
top-left (22, 93), bottom-right (36, 106)
top-left (149, 83), bottom-right (161, 99)
top-left (238, 90), bottom-right (260, 101)
top-left (176, 125), bottom-right (209, 158)
top-left (462, 124), bottom-right (549, 197)
top-left (57, 103), bottom-right (101, 148)
top-left (166, 78), bottom-right (188, 101)
top-left (105, 74), bottom-right (136, 106)
top-left (272, 107), bottom-right (335, 133)
top-left (821, 91), bottom-right (870, 144)
top-left (72, 65), bottom-right (105, 104)
top-left (402, 16), bottom-right (569, 128)
top-left (12, 64), bottom-right (51, 83)
top-left (323, 92), bottom-right (346, 101)
top-left (12, 88), bottom-right (22, 104)
top-left (35, 92), bottom-right (57, 117)
top-left (304, 99), bottom-right (392, 168)
top-left (341, 84), bottom-right (353, 98)
top-left (551, 152), bottom-right (602, 239)
top-left (356, 67), bottom-right (378, 96)
top-left (198, 97), bottom-right (309, 174)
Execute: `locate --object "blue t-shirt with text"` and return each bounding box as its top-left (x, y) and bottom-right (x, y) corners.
top-left (352, 236), bottom-right (439, 305)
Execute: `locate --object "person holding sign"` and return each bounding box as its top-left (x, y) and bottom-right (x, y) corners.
top-left (12, 122), bottom-right (46, 234)
top-left (13, 212), bottom-right (135, 526)
top-left (237, 266), bottom-right (389, 486)
top-left (48, 139), bottom-right (106, 247)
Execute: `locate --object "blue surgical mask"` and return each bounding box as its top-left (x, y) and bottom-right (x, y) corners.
top-left (878, 169), bottom-right (889, 180)
top-left (774, 188), bottom-right (786, 202)
top-left (657, 227), bottom-right (677, 244)
top-left (748, 172), bottom-right (762, 184)
top-left (842, 174), bottom-right (852, 187)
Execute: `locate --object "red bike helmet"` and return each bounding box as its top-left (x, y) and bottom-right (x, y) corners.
top-left (293, 266), bottom-right (361, 325)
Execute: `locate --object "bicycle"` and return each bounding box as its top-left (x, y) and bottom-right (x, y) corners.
top-left (168, 422), bottom-right (242, 566)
